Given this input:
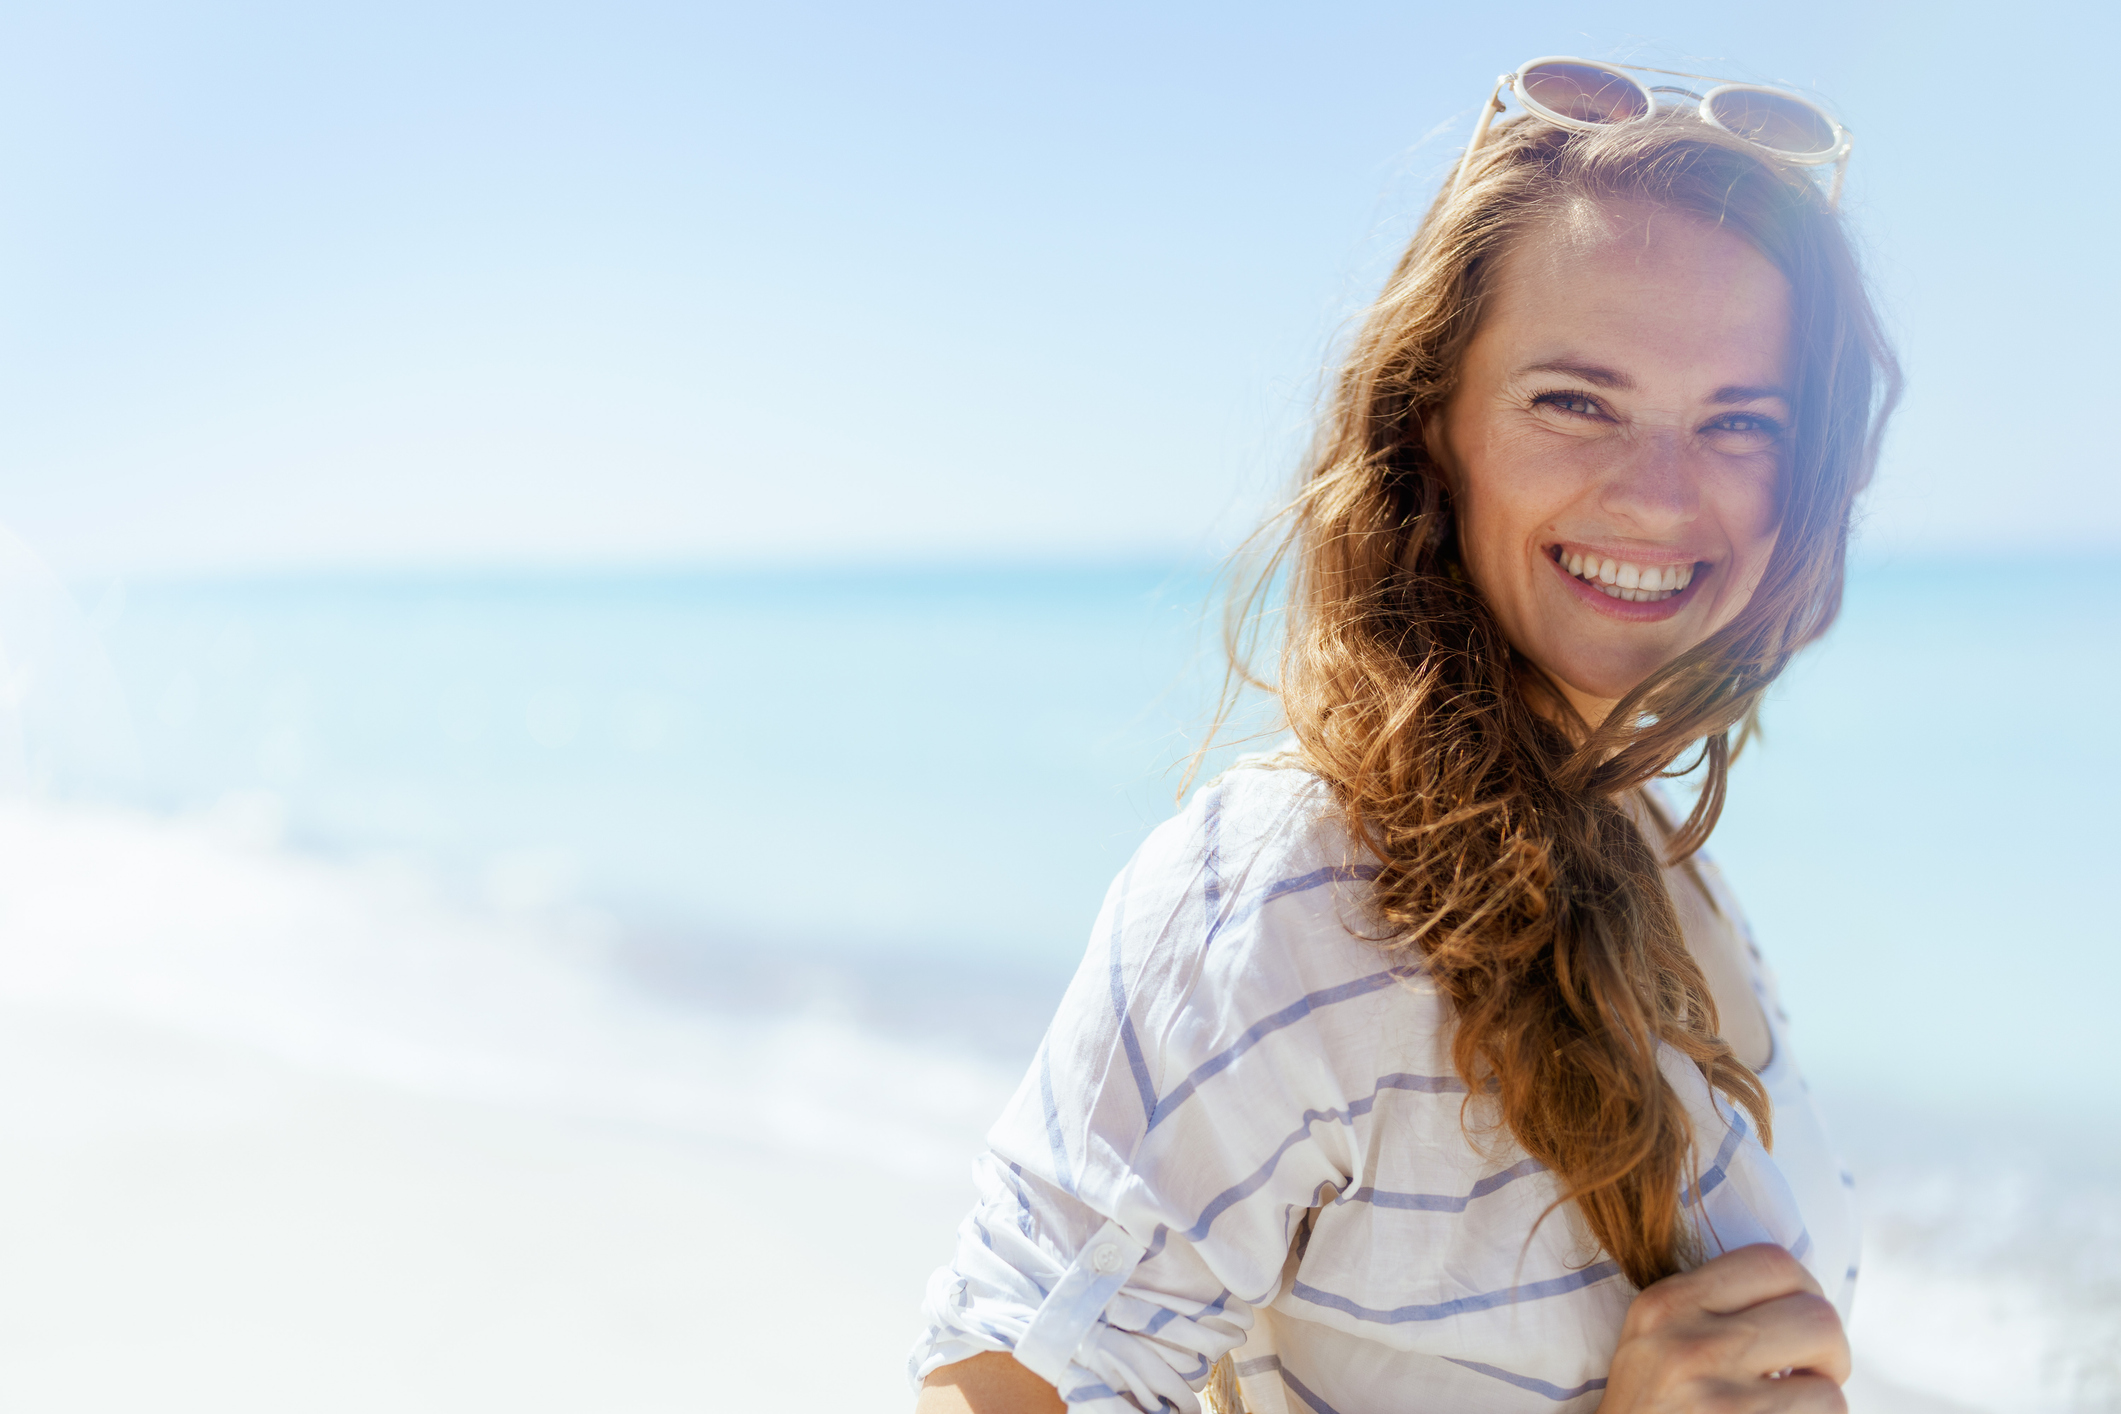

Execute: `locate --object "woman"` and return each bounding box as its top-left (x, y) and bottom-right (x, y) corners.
top-left (913, 61), bottom-right (1897, 1414)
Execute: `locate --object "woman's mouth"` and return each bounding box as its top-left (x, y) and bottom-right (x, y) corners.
top-left (1550, 545), bottom-right (1697, 604)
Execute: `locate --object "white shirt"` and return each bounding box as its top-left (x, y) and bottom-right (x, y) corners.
top-left (911, 758), bottom-right (1858, 1413)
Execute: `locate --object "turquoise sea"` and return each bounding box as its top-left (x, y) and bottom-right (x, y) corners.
top-left (95, 557), bottom-right (2121, 1103)
top-left (26, 554), bottom-right (2121, 1410)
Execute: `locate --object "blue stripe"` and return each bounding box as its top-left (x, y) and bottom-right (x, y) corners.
top-left (1679, 1112), bottom-right (1750, 1208)
top-left (1039, 1046), bottom-right (1075, 1195)
top-left (1217, 863), bottom-right (1383, 934)
top-left (943, 1286), bottom-right (1019, 1351)
top-left (1142, 1286), bottom-right (1232, 1337)
top-left (966, 1314), bottom-right (1018, 1346)
top-left (970, 1209), bottom-right (1048, 1298)
top-left (1231, 1356), bottom-right (1350, 1414)
top-left (1146, 970), bottom-right (1412, 1131)
top-left (1443, 1357), bottom-right (1609, 1402)
top-left (1276, 1365), bottom-right (1349, 1414)
top-left (999, 1160), bottom-right (1039, 1241)
top-left (1291, 1260), bottom-right (1623, 1324)
top-left (1342, 1155), bottom-right (1546, 1212)
top-left (1178, 1072), bottom-right (1464, 1243)
top-left (1104, 859), bottom-right (1158, 1123)
top-left (1374, 1071), bottom-right (1469, 1096)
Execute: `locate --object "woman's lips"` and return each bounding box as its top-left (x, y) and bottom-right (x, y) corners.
top-left (1547, 546), bottom-right (1706, 621)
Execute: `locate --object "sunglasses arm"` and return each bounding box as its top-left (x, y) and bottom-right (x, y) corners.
top-left (1827, 140), bottom-right (1851, 210)
top-left (1450, 78), bottom-right (1510, 198)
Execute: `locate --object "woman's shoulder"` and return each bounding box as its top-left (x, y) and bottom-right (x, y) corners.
top-left (1024, 748), bottom-right (1451, 1208)
top-left (1141, 741), bottom-right (1359, 878)
top-left (1103, 744), bottom-right (1399, 1016)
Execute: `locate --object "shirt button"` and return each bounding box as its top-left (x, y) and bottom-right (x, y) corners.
top-left (1092, 1244), bottom-right (1122, 1274)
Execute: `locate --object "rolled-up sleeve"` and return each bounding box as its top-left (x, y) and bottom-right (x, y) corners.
top-left (912, 1155), bottom-right (1243, 1412)
top-left (909, 771), bottom-right (1398, 1413)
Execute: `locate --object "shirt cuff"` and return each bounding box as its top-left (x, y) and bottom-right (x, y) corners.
top-left (1013, 1219), bottom-right (1151, 1383)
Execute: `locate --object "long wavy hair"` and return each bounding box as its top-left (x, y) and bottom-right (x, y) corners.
top-left (1224, 111), bottom-right (1899, 1289)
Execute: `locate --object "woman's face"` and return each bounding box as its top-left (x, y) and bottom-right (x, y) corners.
top-left (1426, 199), bottom-right (1792, 723)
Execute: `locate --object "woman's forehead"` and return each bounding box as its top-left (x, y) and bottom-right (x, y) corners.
top-left (1509, 196), bottom-right (1781, 291)
top-left (1479, 199), bottom-right (1793, 384)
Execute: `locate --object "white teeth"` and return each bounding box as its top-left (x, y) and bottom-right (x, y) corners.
top-left (1558, 549), bottom-right (1697, 601)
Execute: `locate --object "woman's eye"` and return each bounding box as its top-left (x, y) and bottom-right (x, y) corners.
top-left (1533, 392), bottom-right (1603, 418)
top-left (1706, 413), bottom-right (1783, 439)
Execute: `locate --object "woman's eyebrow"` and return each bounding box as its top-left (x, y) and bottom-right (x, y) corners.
top-left (1519, 362), bottom-right (1791, 405)
top-left (1519, 359), bottom-right (1631, 388)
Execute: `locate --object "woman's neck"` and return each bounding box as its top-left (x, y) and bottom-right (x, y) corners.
top-left (1558, 683), bottom-right (1620, 732)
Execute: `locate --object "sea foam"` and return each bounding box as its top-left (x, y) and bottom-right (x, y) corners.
top-left (0, 798), bottom-right (1018, 1181)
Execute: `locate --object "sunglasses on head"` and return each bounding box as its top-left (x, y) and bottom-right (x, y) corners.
top-left (1452, 56), bottom-right (1854, 207)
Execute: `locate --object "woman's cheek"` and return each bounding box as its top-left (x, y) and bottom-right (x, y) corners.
top-left (1706, 476), bottom-right (1781, 632)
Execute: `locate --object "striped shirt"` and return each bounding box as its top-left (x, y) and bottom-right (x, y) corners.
top-left (911, 757), bottom-right (1858, 1413)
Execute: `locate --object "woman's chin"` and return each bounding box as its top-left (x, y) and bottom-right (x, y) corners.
top-left (1539, 651), bottom-right (1675, 714)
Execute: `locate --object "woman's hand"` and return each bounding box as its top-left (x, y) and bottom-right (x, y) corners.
top-left (1598, 1244), bottom-right (1851, 1413)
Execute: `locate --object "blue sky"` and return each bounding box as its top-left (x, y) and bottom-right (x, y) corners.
top-left (0, 0), bottom-right (2112, 575)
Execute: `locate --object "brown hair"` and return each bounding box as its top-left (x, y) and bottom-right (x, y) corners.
top-left (1224, 111), bottom-right (1899, 1288)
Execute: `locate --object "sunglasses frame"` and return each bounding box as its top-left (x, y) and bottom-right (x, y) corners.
top-left (1452, 55), bottom-right (1854, 208)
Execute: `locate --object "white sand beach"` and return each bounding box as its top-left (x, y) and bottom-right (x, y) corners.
top-left (0, 1004), bottom-right (970, 1412)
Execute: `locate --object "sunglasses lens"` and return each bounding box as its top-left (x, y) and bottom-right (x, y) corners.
top-left (1706, 88), bottom-right (1839, 156)
top-left (1519, 62), bottom-right (1649, 124)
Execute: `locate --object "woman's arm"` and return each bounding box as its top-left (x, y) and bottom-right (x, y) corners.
top-left (1599, 1244), bottom-right (1850, 1413)
top-left (919, 1244), bottom-right (1843, 1414)
top-left (910, 774), bottom-right (1367, 1408)
top-left (918, 1353), bottom-right (1067, 1414)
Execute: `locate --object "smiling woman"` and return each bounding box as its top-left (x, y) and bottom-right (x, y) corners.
top-left (910, 74), bottom-right (1898, 1414)
top-left (1436, 200), bottom-right (1792, 721)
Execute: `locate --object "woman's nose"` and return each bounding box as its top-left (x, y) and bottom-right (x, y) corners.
top-left (1599, 431), bottom-right (1702, 530)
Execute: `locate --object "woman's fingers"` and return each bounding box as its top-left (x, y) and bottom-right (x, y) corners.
top-left (1599, 1246), bottom-right (1852, 1414)
top-left (1626, 1243), bottom-right (1825, 1335)
top-left (1718, 1290), bottom-right (1853, 1384)
top-left (1683, 1243), bottom-right (1827, 1314)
